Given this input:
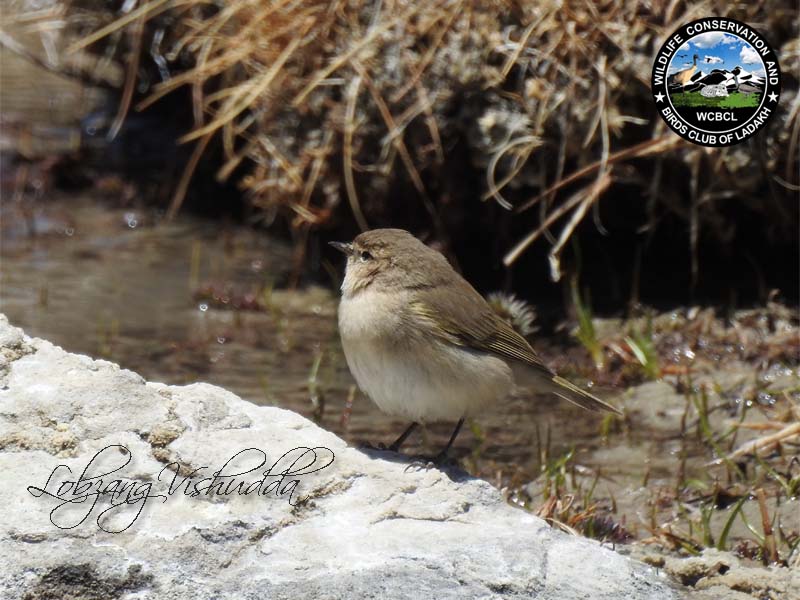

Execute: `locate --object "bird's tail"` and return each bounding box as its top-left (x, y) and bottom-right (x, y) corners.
top-left (549, 376), bottom-right (622, 415)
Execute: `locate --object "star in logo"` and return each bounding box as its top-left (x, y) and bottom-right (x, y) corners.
top-left (654, 92), bottom-right (665, 102)
top-left (768, 92), bottom-right (778, 102)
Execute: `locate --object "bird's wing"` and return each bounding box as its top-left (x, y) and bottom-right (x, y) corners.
top-left (407, 283), bottom-right (554, 379)
top-left (407, 282), bottom-right (622, 415)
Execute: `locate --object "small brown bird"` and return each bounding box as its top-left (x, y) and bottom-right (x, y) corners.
top-left (331, 229), bottom-right (620, 463)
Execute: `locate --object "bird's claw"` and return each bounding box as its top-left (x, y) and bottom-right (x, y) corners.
top-left (404, 458), bottom-right (436, 473)
top-left (403, 452), bottom-right (454, 472)
top-left (358, 441), bottom-right (389, 452)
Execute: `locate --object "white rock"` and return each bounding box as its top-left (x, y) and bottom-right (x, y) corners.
top-left (0, 314), bottom-right (681, 599)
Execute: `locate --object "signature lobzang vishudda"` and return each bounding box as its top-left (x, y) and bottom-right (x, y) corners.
top-left (27, 445), bottom-right (336, 533)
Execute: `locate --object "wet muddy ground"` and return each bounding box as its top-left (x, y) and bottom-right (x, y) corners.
top-left (2, 194), bottom-right (798, 589)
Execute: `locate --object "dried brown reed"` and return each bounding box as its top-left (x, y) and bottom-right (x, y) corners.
top-left (5, 0), bottom-right (798, 275)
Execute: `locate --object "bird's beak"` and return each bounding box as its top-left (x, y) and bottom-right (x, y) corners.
top-left (328, 241), bottom-right (353, 255)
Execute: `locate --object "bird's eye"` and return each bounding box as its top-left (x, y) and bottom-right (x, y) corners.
top-left (359, 251), bottom-right (372, 262)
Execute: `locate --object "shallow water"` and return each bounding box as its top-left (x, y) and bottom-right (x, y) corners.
top-left (0, 193), bottom-right (752, 540)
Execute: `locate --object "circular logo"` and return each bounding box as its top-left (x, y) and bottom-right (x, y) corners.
top-left (651, 18), bottom-right (781, 147)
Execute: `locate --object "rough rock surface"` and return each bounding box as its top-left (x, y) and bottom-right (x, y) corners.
top-left (636, 549), bottom-right (800, 600)
top-left (0, 314), bottom-right (681, 599)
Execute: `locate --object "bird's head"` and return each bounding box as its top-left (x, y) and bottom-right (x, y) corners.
top-left (330, 229), bottom-right (452, 297)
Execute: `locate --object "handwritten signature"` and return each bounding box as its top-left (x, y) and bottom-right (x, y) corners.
top-left (27, 445), bottom-right (335, 533)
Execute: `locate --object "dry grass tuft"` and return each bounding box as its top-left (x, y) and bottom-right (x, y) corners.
top-left (4, 0), bottom-right (798, 274)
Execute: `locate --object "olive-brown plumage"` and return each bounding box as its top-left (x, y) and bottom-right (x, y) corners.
top-left (331, 229), bottom-right (619, 460)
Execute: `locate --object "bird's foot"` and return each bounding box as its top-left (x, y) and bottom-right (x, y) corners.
top-left (403, 451), bottom-right (456, 472)
top-left (403, 458), bottom-right (436, 473)
top-left (358, 441), bottom-right (390, 452)
top-left (386, 440), bottom-right (405, 453)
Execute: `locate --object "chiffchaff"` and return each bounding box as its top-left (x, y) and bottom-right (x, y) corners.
top-left (331, 229), bottom-right (619, 463)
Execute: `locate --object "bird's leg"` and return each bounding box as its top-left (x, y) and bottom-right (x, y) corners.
top-left (403, 418), bottom-right (466, 471)
top-left (432, 417), bottom-right (465, 465)
top-left (359, 422), bottom-right (418, 452)
top-left (388, 422), bottom-right (418, 453)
